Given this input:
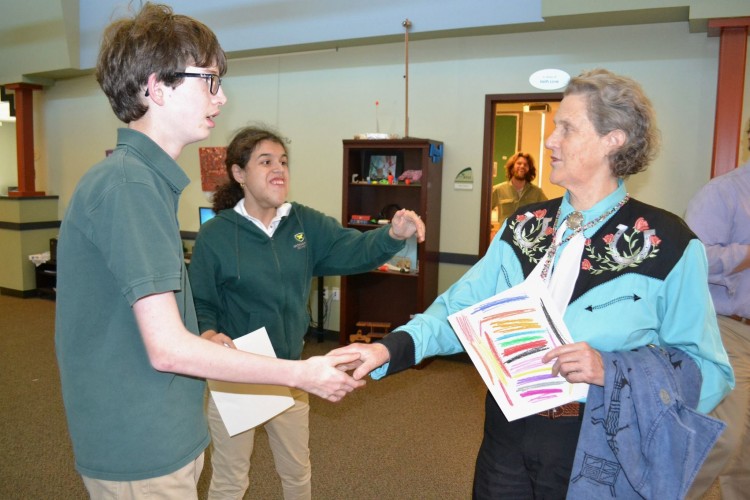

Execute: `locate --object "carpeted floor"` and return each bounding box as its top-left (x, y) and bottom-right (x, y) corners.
top-left (0, 294), bottom-right (722, 499)
top-left (0, 295), bottom-right (485, 499)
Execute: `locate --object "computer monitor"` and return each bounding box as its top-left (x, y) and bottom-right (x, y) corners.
top-left (199, 207), bottom-right (216, 225)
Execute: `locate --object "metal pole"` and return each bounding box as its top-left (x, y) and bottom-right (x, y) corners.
top-left (402, 19), bottom-right (411, 138)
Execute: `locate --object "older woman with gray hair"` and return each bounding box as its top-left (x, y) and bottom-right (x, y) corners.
top-left (333, 69), bottom-right (733, 498)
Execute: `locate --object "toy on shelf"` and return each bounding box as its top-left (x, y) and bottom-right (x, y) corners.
top-left (377, 258), bottom-right (411, 273)
top-left (349, 321), bottom-right (391, 343)
top-left (349, 214), bottom-right (372, 225)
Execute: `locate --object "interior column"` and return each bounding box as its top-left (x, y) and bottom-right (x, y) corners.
top-left (708, 18), bottom-right (750, 177)
top-left (4, 82), bottom-right (44, 197)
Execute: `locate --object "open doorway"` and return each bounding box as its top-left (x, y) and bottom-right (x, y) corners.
top-left (478, 93), bottom-right (563, 256)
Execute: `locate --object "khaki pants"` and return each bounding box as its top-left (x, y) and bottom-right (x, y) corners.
top-left (82, 453), bottom-right (204, 500)
top-left (687, 315), bottom-right (750, 500)
top-left (207, 389), bottom-right (311, 500)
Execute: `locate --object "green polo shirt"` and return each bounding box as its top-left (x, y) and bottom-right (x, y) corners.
top-left (55, 128), bottom-right (208, 481)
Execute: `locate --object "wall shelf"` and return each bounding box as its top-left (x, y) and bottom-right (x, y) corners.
top-left (339, 138), bottom-right (443, 344)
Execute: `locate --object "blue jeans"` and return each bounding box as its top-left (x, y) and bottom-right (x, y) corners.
top-left (473, 391), bottom-right (583, 499)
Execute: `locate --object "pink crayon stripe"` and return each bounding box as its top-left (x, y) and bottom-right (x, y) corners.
top-left (520, 388), bottom-right (562, 398)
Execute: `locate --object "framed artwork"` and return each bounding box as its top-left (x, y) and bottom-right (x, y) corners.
top-left (363, 151), bottom-right (403, 181)
top-left (199, 146), bottom-right (228, 192)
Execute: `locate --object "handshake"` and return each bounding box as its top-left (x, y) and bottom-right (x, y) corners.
top-left (297, 343), bottom-right (391, 402)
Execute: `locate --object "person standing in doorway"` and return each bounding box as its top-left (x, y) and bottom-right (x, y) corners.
top-left (491, 152), bottom-right (547, 224)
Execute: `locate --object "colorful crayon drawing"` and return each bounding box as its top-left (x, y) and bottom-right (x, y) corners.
top-left (447, 279), bottom-right (588, 421)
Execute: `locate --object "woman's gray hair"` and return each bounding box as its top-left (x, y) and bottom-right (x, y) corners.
top-left (565, 69), bottom-right (660, 177)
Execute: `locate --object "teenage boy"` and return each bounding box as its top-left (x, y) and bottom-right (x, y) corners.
top-left (54, 4), bottom-right (363, 498)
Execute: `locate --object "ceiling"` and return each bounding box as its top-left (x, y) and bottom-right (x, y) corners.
top-left (1, 0), bottom-right (748, 86)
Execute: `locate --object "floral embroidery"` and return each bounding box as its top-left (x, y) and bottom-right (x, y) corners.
top-left (508, 208), bottom-right (553, 263)
top-left (582, 217), bottom-right (660, 275)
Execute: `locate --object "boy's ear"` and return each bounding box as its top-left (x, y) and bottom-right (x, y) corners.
top-left (144, 74), bottom-right (164, 104)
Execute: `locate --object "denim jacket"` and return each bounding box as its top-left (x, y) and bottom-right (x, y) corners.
top-left (567, 346), bottom-right (726, 499)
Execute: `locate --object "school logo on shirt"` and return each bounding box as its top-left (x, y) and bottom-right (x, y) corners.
top-left (293, 232), bottom-right (307, 250)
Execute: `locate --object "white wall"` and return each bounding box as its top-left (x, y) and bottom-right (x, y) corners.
top-left (14, 20), bottom-right (750, 328)
top-left (0, 123), bottom-right (17, 194)
top-left (40, 22), bottom-right (731, 242)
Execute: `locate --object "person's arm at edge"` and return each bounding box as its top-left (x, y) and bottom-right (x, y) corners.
top-left (132, 291), bottom-right (364, 401)
top-left (685, 181), bottom-right (749, 282)
top-left (659, 239), bottom-right (734, 412)
top-left (188, 229), bottom-right (222, 335)
top-left (734, 248), bottom-right (750, 274)
top-left (187, 229), bottom-right (235, 346)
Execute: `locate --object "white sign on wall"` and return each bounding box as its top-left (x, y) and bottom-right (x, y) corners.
top-left (454, 167), bottom-right (473, 190)
top-left (529, 69), bottom-right (570, 90)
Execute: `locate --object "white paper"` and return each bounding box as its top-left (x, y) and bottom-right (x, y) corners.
top-left (448, 279), bottom-right (588, 421)
top-left (208, 327), bottom-right (294, 436)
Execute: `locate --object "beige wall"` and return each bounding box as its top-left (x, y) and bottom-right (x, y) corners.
top-left (0, 197), bottom-right (59, 291)
top-left (0, 0), bottom-right (74, 84)
top-left (39, 23), bottom-right (739, 233)
top-left (5, 20), bottom-right (750, 326)
top-left (0, 123), bottom-right (17, 194)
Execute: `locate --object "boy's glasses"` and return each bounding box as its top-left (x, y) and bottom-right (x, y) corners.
top-left (173, 72), bottom-right (222, 95)
top-left (144, 72), bottom-right (222, 96)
